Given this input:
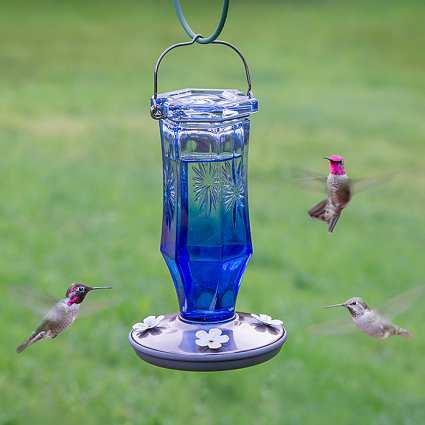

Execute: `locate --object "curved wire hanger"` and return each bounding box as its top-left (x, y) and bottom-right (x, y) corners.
top-left (173, 0), bottom-right (229, 44)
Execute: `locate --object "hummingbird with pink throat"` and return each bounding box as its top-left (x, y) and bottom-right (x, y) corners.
top-left (16, 282), bottom-right (112, 353)
top-left (308, 155), bottom-right (351, 233)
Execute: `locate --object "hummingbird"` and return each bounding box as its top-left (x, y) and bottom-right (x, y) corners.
top-left (325, 297), bottom-right (410, 339)
top-left (308, 155), bottom-right (352, 233)
top-left (16, 283), bottom-right (112, 353)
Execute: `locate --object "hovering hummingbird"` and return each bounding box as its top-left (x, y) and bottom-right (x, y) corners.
top-left (308, 155), bottom-right (351, 233)
top-left (16, 283), bottom-right (112, 353)
top-left (325, 297), bottom-right (410, 339)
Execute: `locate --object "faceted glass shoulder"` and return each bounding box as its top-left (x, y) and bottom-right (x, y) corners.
top-left (153, 88), bottom-right (258, 122)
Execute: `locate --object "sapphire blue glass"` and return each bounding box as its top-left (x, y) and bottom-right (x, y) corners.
top-left (155, 89), bottom-right (258, 323)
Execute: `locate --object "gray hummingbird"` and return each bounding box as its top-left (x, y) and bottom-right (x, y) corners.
top-left (16, 282), bottom-right (112, 353)
top-left (308, 154), bottom-right (352, 233)
top-left (325, 297), bottom-right (410, 339)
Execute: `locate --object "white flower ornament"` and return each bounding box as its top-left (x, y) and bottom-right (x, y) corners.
top-left (133, 315), bottom-right (164, 334)
top-left (195, 328), bottom-right (229, 350)
top-left (251, 313), bottom-right (283, 329)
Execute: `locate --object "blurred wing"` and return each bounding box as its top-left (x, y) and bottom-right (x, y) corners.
top-left (351, 173), bottom-right (396, 194)
top-left (291, 168), bottom-right (327, 193)
top-left (377, 286), bottom-right (424, 319)
top-left (11, 286), bottom-right (58, 316)
top-left (309, 317), bottom-right (356, 336)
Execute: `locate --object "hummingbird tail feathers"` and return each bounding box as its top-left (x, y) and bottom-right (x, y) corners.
top-left (397, 328), bottom-right (411, 339)
top-left (308, 199), bottom-right (328, 220)
top-left (16, 331), bottom-right (46, 353)
top-left (16, 340), bottom-right (30, 353)
top-left (328, 211), bottom-right (342, 233)
top-left (308, 199), bottom-right (342, 232)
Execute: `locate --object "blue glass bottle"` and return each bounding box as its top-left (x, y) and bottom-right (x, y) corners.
top-left (154, 88), bottom-right (258, 323)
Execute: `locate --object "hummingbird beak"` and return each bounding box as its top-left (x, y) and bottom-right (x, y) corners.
top-left (324, 303), bottom-right (346, 308)
top-left (87, 286), bottom-right (113, 291)
top-left (324, 157), bottom-right (331, 161)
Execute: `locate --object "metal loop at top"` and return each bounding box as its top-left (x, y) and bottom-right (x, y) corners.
top-left (173, 0), bottom-right (229, 44)
top-left (150, 35), bottom-right (253, 120)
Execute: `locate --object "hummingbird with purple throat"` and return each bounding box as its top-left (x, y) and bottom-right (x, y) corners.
top-left (325, 297), bottom-right (410, 339)
top-left (16, 283), bottom-right (112, 353)
top-left (308, 155), bottom-right (351, 233)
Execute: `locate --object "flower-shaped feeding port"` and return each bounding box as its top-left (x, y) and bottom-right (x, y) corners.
top-left (133, 315), bottom-right (165, 335)
top-left (195, 328), bottom-right (229, 350)
top-left (251, 314), bottom-right (283, 329)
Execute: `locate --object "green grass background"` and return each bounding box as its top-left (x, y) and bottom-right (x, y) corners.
top-left (1, 1), bottom-right (425, 424)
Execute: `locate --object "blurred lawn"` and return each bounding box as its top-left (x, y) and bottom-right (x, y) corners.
top-left (1, 0), bottom-right (425, 424)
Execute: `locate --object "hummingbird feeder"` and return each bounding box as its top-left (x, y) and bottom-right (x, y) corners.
top-left (129, 0), bottom-right (287, 371)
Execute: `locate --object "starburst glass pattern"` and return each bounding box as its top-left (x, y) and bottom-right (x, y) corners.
top-left (192, 163), bottom-right (221, 213)
top-left (223, 159), bottom-right (245, 225)
top-left (163, 160), bottom-right (176, 228)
